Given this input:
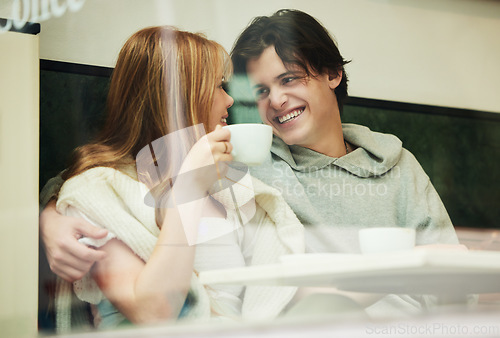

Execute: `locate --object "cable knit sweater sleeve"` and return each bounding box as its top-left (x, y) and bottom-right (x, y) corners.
top-left (55, 167), bottom-right (211, 331)
top-left (56, 167), bottom-right (160, 260)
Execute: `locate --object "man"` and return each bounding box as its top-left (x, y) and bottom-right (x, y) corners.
top-left (40, 9), bottom-right (461, 318)
top-left (229, 9), bottom-right (461, 317)
top-left (232, 9), bottom-right (457, 252)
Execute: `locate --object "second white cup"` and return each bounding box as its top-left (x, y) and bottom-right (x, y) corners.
top-left (223, 124), bottom-right (273, 166)
top-left (359, 227), bottom-right (416, 254)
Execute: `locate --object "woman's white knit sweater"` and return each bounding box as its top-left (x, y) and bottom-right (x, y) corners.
top-left (55, 166), bottom-right (305, 332)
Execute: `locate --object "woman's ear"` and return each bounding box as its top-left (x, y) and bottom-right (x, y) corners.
top-left (328, 69), bottom-right (342, 90)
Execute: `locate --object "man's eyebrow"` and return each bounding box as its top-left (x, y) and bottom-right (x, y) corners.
top-left (251, 71), bottom-right (298, 89)
top-left (276, 71), bottom-right (298, 79)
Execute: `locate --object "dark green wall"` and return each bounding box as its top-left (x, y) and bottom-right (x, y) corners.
top-left (40, 70), bottom-right (108, 186)
top-left (341, 105), bottom-right (499, 229)
top-left (40, 68), bottom-right (500, 229)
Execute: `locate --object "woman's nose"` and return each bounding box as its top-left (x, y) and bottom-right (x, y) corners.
top-left (226, 92), bottom-right (234, 108)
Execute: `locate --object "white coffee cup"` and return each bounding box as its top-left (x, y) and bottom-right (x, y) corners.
top-left (359, 227), bottom-right (416, 254)
top-left (223, 124), bottom-right (273, 166)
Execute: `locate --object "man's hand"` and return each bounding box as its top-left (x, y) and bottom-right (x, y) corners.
top-left (40, 200), bottom-right (108, 282)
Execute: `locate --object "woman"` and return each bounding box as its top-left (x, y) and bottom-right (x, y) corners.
top-left (50, 26), bottom-right (304, 332)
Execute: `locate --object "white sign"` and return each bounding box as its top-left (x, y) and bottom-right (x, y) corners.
top-left (1, 0), bottom-right (86, 32)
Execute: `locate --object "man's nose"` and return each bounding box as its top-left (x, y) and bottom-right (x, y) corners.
top-left (269, 89), bottom-right (287, 110)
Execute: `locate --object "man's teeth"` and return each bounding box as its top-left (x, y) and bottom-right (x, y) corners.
top-left (221, 117), bottom-right (227, 123)
top-left (278, 109), bottom-right (303, 124)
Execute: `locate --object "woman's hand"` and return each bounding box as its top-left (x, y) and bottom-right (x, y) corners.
top-left (207, 124), bottom-right (233, 165)
top-left (39, 200), bottom-right (108, 282)
top-left (176, 125), bottom-right (233, 195)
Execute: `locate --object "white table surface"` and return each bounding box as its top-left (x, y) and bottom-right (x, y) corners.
top-left (199, 250), bottom-right (500, 295)
top-left (47, 310), bottom-right (500, 338)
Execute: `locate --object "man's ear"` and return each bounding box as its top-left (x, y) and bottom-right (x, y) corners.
top-left (328, 69), bottom-right (342, 90)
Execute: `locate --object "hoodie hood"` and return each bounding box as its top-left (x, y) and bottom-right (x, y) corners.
top-left (270, 123), bottom-right (403, 178)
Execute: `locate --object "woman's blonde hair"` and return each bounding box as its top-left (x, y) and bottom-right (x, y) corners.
top-left (63, 26), bottom-right (232, 181)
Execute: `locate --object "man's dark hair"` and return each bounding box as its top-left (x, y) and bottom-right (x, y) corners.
top-left (231, 9), bottom-right (350, 112)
